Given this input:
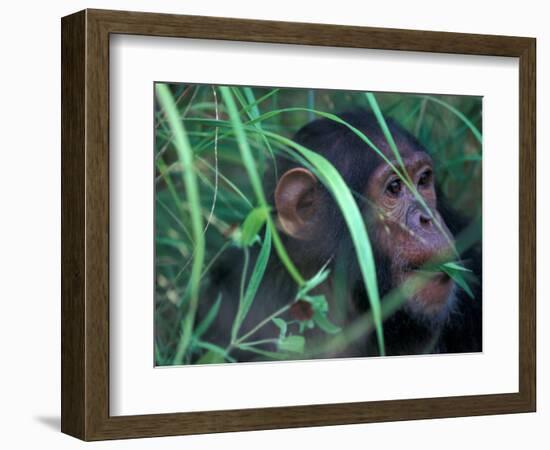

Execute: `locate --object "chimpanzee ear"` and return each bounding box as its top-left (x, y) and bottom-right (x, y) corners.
top-left (274, 168), bottom-right (321, 240)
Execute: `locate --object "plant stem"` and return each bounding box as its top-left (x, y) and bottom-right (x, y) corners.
top-left (238, 338), bottom-right (280, 347)
top-left (231, 304), bottom-right (291, 348)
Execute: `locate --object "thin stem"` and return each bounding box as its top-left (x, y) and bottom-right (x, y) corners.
top-left (234, 247), bottom-right (251, 343)
top-left (232, 304), bottom-right (291, 347)
top-left (239, 338), bottom-right (280, 347)
top-left (199, 86), bottom-right (220, 239)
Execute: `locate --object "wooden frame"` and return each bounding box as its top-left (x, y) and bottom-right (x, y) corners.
top-left (61, 8), bottom-right (536, 441)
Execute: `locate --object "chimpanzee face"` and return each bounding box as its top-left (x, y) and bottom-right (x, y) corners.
top-left (274, 112), bottom-right (460, 325)
top-left (364, 147), bottom-right (456, 318)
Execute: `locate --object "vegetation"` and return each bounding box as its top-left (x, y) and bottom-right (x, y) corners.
top-left (154, 84), bottom-right (482, 365)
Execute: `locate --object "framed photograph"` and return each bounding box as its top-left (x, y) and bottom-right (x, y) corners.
top-left (61, 9), bottom-right (536, 441)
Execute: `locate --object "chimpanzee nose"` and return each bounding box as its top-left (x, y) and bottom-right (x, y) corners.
top-left (406, 206), bottom-right (433, 230)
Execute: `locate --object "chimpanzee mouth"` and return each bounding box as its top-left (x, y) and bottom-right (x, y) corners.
top-left (402, 266), bottom-right (454, 304)
top-left (402, 265), bottom-right (452, 284)
top-left (417, 270), bottom-right (450, 282)
top-left (398, 266), bottom-right (455, 314)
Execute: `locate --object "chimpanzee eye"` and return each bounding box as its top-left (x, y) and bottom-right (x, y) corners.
top-left (418, 169), bottom-right (432, 187)
top-left (386, 179), bottom-right (402, 196)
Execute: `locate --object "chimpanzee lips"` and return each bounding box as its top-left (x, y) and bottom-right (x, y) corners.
top-left (398, 259), bottom-right (452, 285)
top-left (400, 265), bottom-right (455, 315)
top-left (404, 266), bottom-right (451, 284)
top-left (403, 252), bottom-right (455, 276)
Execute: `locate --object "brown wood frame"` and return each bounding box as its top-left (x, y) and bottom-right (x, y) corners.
top-left (61, 8), bottom-right (536, 441)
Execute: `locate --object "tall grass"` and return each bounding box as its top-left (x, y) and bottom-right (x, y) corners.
top-left (155, 84), bottom-right (205, 364)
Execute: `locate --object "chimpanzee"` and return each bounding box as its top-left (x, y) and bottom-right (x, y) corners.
top-left (197, 109), bottom-right (482, 362)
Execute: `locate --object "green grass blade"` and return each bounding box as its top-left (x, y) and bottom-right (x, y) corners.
top-left (232, 225), bottom-right (272, 342)
top-left (419, 95), bottom-right (482, 144)
top-left (156, 83), bottom-right (205, 365)
top-left (241, 87), bottom-right (277, 178)
top-left (194, 341), bottom-right (237, 363)
top-left (196, 156), bottom-right (253, 208)
top-left (219, 86), bottom-right (305, 287)
top-left (295, 146), bottom-right (385, 355)
top-left (243, 87), bottom-right (261, 119)
top-left (240, 206), bottom-right (269, 247)
top-left (194, 293), bottom-right (222, 339)
top-left (155, 157), bottom-right (194, 243)
top-left (366, 92), bottom-right (408, 179)
top-left (313, 311), bottom-right (341, 334)
top-left (238, 88), bottom-right (280, 117)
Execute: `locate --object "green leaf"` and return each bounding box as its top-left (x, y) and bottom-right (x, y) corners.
top-left (302, 295), bottom-right (328, 313)
top-left (294, 148), bottom-right (385, 355)
top-left (196, 350), bottom-right (225, 365)
top-left (240, 206), bottom-right (268, 247)
top-left (441, 261), bottom-right (472, 273)
top-left (278, 335), bottom-right (305, 354)
top-left (423, 261), bottom-right (475, 299)
top-left (441, 266), bottom-right (475, 299)
top-left (231, 225), bottom-right (272, 341)
top-left (313, 311), bottom-right (342, 335)
top-left (297, 267), bottom-right (331, 298)
top-left (453, 275), bottom-right (474, 299)
top-left (194, 293), bottom-right (222, 339)
top-left (272, 317), bottom-right (287, 339)
top-left (366, 92), bottom-right (407, 175)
